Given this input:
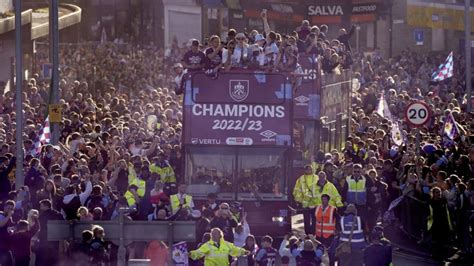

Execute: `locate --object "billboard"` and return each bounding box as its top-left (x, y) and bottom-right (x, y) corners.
top-left (407, 0), bottom-right (474, 31)
top-left (293, 55), bottom-right (320, 120)
top-left (183, 72), bottom-right (292, 146)
top-left (306, 0), bottom-right (379, 24)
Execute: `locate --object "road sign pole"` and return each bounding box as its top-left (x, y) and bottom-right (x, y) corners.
top-left (415, 128), bottom-right (421, 156)
top-left (405, 101), bottom-right (431, 156)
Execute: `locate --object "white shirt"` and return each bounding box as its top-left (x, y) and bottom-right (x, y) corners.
top-left (233, 222), bottom-right (250, 247)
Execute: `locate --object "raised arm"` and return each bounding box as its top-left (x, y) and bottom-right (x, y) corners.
top-left (79, 174), bottom-right (93, 205)
top-left (261, 11), bottom-right (271, 35)
top-left (189, 242), bottom-right (210, 260)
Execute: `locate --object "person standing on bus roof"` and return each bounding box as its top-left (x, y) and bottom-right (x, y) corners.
top-left (204, 35), bottom-right (224, 73)
top-left (181, 39), bottom-right (206, 72)
top-left (170, 184), bottom-right (194, 214)
top-left (293, 165), bottom-right (319, 235)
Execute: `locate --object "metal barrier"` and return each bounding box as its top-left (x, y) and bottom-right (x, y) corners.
top-left (320, 113), bottom-right (349, 153)
top-left (47, 209), bottom-right (195, 266)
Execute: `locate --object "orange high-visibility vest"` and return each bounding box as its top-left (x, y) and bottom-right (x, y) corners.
top-left (315, 205), bottom-right (336, 238)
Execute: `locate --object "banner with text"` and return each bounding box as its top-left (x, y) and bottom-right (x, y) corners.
top-left (183, 72), bottom-right (292, 146)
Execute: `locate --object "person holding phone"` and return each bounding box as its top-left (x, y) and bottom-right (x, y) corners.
top-left (210, 203), bottom-right (238, 243)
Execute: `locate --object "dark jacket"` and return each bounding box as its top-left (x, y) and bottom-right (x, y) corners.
top-left (209, 216), bottom-right (238, 243)
top-left (24, 167), bottom-right (45, 199)
top-left (9, 218), bottom-right (39, 260)
top-left (337, 25), bottom-right (355, 53)
top-left (364, 242), bottom-right (391, 266)
top-left (38, 208), bottom-right (64, 242)
top-left (0, 157), bottom-right (16, 201)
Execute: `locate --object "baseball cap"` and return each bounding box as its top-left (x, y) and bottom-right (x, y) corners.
top-left (235, 33), bottom-right (246, 39)
top-left (173, 63), bottom-right (183, 69)
top-left (255, 34), bottom-right (265, 42)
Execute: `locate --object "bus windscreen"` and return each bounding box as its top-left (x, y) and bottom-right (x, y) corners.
top-left (183, 72), bottom-right (292, 147)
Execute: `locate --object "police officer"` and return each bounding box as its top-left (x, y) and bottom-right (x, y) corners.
top-left (314, 171), bottom-right (343, 208)
top-left (189, 227), bottom-right (250, 265)
top-left (293, 165), bottom-right (319, 234)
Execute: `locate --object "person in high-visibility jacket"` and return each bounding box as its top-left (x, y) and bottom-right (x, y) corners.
top-left (149, 153), bottom-right (176, 184)
top-left (189, 227), bottom-right (250, 265)
top-left (170, 184), bottom-right (194, 214)
top-left (313, 171), bottom-right (344, 208)
top-left (337, 204), bottom-right (366, 266)
top-left (124, 184), bottom-right (140, 208)
top-left (315, 194), bottom-right (338, 248)
top-left (294, 166), bottom-right (343, 234)
top-left (293, 165), bottom-right (320, 234)
top-left (128, 163), bottom-right (146, 197)
top-left (342, 164), bottom-right (372, 222)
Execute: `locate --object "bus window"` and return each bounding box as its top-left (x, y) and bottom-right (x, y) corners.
top-left (185, 147), bottom-right (235, 198)
top-left (237, 148), bottom-right (288, 200)
top-left (293, 121), bottom-right (317, 167)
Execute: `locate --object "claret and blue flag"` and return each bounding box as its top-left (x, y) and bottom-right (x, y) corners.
top-left (432, 52), bottom-right (453, 81)
top-left (442, 112), bottom-right (459, 140)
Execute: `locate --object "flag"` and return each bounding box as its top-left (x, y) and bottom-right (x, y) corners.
top-left (388, 195), bottom-right (404, 211)
top-left (172, 241), bottom-right (189, 266)
top-left (376, 93), bottom-right (393, 120)
top-left (432, 52), bottom-right (453, 81)
top-left (390, 121), bottom-right (404, 146)
top-left (377, 94), bottom-right (405, 146)
top-left (31, 116), bottom-right (51, 156)
top-left (442, 113), bottom-right (459, 140)
top-left (100, 27), bottom-right (107, 44)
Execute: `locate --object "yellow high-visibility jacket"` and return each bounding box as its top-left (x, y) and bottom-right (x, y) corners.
top-left (189, 238), bottom-right (246, 266)
top-left (294, 175), bottom-right (343, 208)
top-left (149, 162), bottom-right (176, 183)
top-left (124, 190), bottom-right (137, 207)
top-left (313, 181), bottom-right (344, 208)
top-left (293, 174), bottom-right (319, 208)
top-left (128, 165), bottom-right (145, 197)
top-left (170, 194), bottom-right (193, 214)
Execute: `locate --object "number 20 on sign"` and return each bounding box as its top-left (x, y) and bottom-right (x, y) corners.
top-left (405, 101), bottom-right (431, 127)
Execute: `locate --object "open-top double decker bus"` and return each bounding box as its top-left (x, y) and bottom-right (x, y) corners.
top-left (181, 55), bottom-right (351, 236)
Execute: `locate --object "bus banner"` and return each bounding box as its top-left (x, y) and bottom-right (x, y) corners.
top-left (294, 55), bottom-right (320, 120)
top-left (183, 72), bottom-right (292, 146)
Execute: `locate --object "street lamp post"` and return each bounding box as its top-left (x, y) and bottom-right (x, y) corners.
top-left (466, 0), bottom-right (472, 112)
top-left (15, 0), bottom-right (24, 189)
top-left (50, 0), bottom-right (60, 144)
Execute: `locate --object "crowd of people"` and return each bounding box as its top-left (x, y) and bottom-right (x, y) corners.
top-left (0, 8), bottom-right (473, 266)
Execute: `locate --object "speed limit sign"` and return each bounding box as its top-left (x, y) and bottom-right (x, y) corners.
top-left (405, 101), bottom-right (431, 127)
